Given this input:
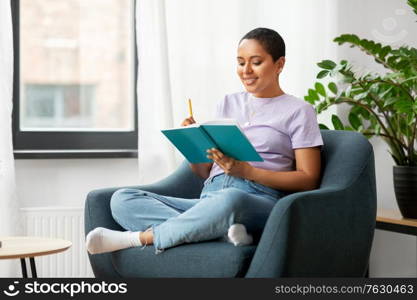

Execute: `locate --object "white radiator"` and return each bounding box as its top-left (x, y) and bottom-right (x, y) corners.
top-left (20, 207), bottom-right (94, 278)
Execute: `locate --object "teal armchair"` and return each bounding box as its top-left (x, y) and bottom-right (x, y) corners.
top-left (84, 130), bottom-right (377, 277)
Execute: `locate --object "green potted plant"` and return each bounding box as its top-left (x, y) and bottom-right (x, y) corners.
top-left (305, 0), bottom-right (417, 218)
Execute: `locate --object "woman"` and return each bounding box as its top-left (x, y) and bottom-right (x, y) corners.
top-left (86, 27), bottom-right (323, 255)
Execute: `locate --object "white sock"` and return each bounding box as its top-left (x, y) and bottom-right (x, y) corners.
top-left (227, 224), bottom-right (253, 246)
top-left (86, 227), bottom-right (143, 254)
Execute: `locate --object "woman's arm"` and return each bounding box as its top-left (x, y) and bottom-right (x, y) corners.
top-left (207, 147), bottom-right (321, 192)
top-left (246, 147), bottom-right (321, 191)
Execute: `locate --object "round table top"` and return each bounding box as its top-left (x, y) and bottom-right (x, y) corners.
top-left (0, 236), bottom-right (72, 259)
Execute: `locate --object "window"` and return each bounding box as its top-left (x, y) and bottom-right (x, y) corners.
top-left (11, 0), bottom-right (138, 158)
top-left (24, 84), bottom-right (95, 129)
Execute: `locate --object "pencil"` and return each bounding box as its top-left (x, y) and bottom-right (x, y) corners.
top-left (188, 98), bottom-right (193, 118)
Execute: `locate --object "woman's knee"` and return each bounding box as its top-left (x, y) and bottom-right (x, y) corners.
top-left (110, 188), bottom-right (142, 216)
top-left (221, 188), bottom-right (250, 210)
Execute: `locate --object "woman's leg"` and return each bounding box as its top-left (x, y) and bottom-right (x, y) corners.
top-left (152, 187), bottom-right (277, 252)
top-left (110, 188), bottom-right (200, 231)
top-left (86, 188), bottom-right (200, 254)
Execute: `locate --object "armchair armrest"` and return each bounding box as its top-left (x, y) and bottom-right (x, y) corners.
top-left (246, 160), bottom-right (376, 278)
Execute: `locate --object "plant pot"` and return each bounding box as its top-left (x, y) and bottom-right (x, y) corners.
top-left (393, 166), bottom-right (417, 219)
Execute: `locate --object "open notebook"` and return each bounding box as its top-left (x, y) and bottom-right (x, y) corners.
top-left (161, 119), bottom-right (263, 163)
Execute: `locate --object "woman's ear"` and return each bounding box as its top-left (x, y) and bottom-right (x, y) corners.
top-left (277, 57), bottom-right (285, 74)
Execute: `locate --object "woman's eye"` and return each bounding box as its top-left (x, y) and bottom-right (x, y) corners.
top-left (253, 61), bottom-right (261, 65)
top-left (238, 62), bottom-right (245, 66)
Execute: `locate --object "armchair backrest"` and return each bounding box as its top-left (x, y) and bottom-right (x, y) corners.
top-left (319, 130), bottom-right (375, 190)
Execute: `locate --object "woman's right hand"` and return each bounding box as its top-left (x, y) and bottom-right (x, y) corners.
top-left (181, 116), bottom-right (196, 126)
top-left (181, 116), bottom-right (211, 178)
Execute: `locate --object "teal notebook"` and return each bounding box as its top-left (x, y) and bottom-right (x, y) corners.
top-left (161, 119), bottom-right (263, 163)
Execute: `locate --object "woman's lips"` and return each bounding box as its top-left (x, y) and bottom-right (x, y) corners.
top-left (243, 78), bottom-right (257, 85)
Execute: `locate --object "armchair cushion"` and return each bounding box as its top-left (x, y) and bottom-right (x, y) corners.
top-left (111, 242), bottom-right (256, 278)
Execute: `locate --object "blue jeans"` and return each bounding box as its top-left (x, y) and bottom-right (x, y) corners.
top-left (110, 174), bottom-right (286, 254)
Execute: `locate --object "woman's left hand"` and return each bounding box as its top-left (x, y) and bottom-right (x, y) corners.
top-left (206, 148), bottom-right (252, 178)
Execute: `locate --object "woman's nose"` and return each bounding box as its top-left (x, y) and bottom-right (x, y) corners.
top-left (243, 63), bottom-right (252, 74)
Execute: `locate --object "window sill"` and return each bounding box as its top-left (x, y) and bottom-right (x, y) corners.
top-left (13, 149), bottom-right (138, 159)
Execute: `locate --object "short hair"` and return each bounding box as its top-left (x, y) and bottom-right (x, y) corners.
top-left (239, 28), bottom-right (286, 62)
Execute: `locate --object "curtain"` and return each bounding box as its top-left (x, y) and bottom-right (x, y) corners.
top-left (0, 0), bottom-right (21, 277)
top-left (136, 0), bottom-right (339, 183)
top-left (136, 0), bottom-right (177, 184)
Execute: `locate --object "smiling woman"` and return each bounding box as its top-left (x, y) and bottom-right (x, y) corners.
top-left (237, 29), bottom-right (285, 98)
top-left (85, 27), bottom-right (323, 256)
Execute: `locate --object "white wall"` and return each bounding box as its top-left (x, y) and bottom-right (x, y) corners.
top-left (336, 0), bottom-right (417, 277)
top-left (15, 158), bottom-right (139, 208)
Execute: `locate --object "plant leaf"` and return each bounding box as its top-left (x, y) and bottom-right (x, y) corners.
top-left (348, 112), bottom-right (362, 130)
top-left (331, 114), bottom-right (345, 130)
top-left (328, 82), bottom-right (338, 94)
top-left (317, 70), bottom-right (330, 79)
top-left (351, 105), bottom-right (371, 120)
top-left (379, 45), bottom-right (392, 60)
top-left (317, 60), bottom-right (337, 70)
top-left (353, 91), bottom-right (369, 100)
top-left (317, 101), bottom-right (330, 113)
top-left (383, 97), bottom-right (397, 107)
top-left (334, 34), bottom-right (360, 46)
top-left (400, 75), bottom-right (417, 84)
top-left (319, 123), bottom-right (329, 130)
top-left (378, 86), bottom-right (394, 99)
top-left (308, 88), bottom-right (319, 101)
top-left (394, 100), bottom-right (413, 113)
top-left (315, 82), bottom-right (326, 97)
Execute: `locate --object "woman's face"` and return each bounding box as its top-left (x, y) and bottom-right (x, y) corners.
top-left (237, 39), bottom-right (284, 98)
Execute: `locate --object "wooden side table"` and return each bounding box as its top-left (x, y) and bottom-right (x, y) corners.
top-left (0, 236), bottom-right (72, 278)
top-left (376, 209), bottom-right (417, 236)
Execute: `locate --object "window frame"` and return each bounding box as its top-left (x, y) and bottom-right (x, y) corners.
top-left (11, 0), bottom-right (138, 159)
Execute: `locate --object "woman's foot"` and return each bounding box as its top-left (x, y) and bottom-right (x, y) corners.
top-left (86, 227), bottom-right (143, 254)
top-left (227, 224), bottom-right (253, 246)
